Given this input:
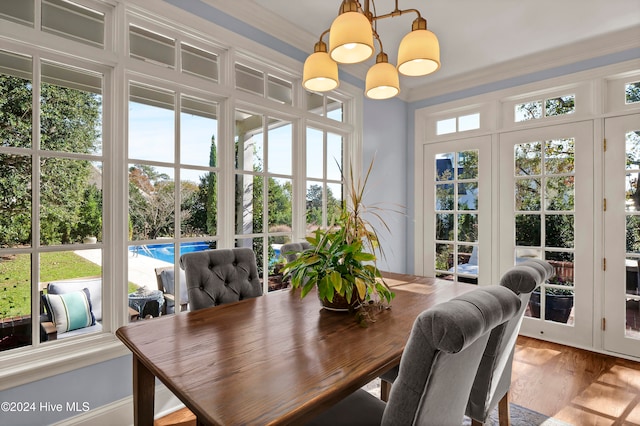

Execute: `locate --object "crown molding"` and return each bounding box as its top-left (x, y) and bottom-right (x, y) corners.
top-left (407, 25), bottom-right (640, 103)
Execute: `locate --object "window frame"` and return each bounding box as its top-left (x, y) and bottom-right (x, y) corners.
top-left (0, 1), bottom-right (360, 389)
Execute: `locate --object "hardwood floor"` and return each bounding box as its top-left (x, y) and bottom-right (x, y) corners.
top-left (155, 336), bottom-right (640, 426)
top-left (510, 336), bottom-right (640, 425)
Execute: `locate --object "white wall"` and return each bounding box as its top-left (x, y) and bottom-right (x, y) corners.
top-left (0, 356), bottom-right (132, 425)
top-left (362, 97), bottom-right (408, 273)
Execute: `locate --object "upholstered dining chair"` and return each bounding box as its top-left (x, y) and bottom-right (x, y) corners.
top-left (179, 248), bottom-right (263, 311)
top-left (305, 286), bottom-right (522, 426)
top-left (379, 260), bottom-right (553, 426)
top-left (465, 258), bottom-right (553, 426)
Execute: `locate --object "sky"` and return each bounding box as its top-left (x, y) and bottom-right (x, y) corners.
top-left (128, 101), bottom-right (343, 186)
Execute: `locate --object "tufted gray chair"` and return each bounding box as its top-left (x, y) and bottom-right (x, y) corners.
top-left (465, 259), bottom-right (553, 426)
top-left (305, 286), bottom-right (522, 426)
top-left (379, 260), bottom-right (555, 408)
top-left (179, 248), bottom-right (263, 311)
top-left (280, 241), bottom-right (312, 262)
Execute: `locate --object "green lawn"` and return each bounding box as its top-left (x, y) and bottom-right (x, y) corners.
top-left (1, 252), bottom-right (139, 319)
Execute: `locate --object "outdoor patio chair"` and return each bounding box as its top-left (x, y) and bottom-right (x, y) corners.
top-left (305, 286), bottom-right (522, 426)
top-left (155, 266), bottom-right (189, 314)
top-left (40, 277), bottom-right (139, 341)
top-left (280, 241), bottom-right (312, 262)
top-left (179, 248), bottom-right (263, 310)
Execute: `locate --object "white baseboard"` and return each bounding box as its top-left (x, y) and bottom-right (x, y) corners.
top-left (52, 384), bottom-right (185, 426)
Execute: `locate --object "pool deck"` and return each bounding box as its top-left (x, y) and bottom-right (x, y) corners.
top-left (74, 248), bottom-right (172, 289)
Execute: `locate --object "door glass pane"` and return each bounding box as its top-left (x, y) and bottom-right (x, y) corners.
top-left (625, 129), bottom-right (640, 338)
top-left (515, 140), bottom-right (576, 324)
top-left (434, 150), bottom-right (479, 284)
top-left (515, 178), bottom-right (541, 211)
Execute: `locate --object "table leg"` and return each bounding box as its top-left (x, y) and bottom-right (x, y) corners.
top-left (133, 354), bottom-right (155, 426)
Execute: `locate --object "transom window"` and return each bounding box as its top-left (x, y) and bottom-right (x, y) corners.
top-left (626, 81), bottom-right (640, 105)
top-left (515, 94), bottom-right (575, 122)
top-left (436, 113), bottom-right (480, 135)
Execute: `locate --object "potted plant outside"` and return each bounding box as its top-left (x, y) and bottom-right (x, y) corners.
top-left (282, 159), bottom-right (396, 320)
top-left (528, 275), bottom-right (574, 323)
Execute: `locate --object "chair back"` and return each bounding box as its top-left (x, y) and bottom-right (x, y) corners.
top-left (382, 286), bottom-right (521, 426)
top-left (280, 241), bottom-right (311, 262)
top-left (155, 266), bottom-right (189, 313)
top-left (179, 248), bottom-right (263, 311)
top-left (465, 259), bottom-right (553, 422)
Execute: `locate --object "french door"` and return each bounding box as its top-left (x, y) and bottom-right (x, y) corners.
top-left (422, 136), bottom-right (492, 285)
top-left (603, 114), bottom-right (640, 358)
top-left (499, 122), bottom-right (594, 347)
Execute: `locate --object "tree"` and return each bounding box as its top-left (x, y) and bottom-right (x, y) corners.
top-left (183, 135), bottom-right (217, 236)
top-left (128, 165), bottom-right (175, 240)
top-left (75, 184), bottom-right (102, 240)
top-left (0, 75), bottom-right (101, 246)
top-left (306, 184), bottom-right (341, 229)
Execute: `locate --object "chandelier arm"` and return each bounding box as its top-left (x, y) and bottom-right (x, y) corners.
top-left (370, 8), bottom-right (421, 22)
top-left (318, 28), bottom-right (330, 42)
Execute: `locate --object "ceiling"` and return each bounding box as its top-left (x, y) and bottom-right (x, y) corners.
top-left (209, 0), bottom-right (640, 96)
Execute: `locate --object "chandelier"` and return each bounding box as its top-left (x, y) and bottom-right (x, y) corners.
top-left (302, 0), bottom-right (440, 100)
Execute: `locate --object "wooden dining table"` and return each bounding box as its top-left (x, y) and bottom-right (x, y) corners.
top-left (115, 272), bottom-right (476, 426)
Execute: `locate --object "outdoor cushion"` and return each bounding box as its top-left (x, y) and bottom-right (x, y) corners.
top-left (43, 288), bottom-right (95, 334)
top-left (281, 241), bottom-right (312, 262)
top-left (48, 278), bottom-right (102, 321)
top-left (160, 268), bottom-right (189, 306)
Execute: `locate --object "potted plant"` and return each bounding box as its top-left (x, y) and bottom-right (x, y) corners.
top-left (528, 275), bottom-right (574, 323)
top-left (282, 159), bottom-right (395, 321)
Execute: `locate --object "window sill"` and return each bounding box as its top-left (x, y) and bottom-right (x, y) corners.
top-left (0, 333), bottom-right (130, 391)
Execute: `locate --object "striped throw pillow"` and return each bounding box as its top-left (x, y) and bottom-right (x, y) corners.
top-left (44, 288), bottom-right (96, 334)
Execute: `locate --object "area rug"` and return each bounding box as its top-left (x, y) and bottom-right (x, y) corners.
top-left (461, 404), bottom-right (573, 426)
top-left (363, 380), bottom-right (572, 426)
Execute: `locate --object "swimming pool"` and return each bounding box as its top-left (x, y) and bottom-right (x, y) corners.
top-left (131, 242), bottom-right (281, 264)
top-left (130, 242), bottom-right (212, 263)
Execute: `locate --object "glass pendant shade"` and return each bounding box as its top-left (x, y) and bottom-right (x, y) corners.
top-left (365, 55), bottom-right (399, 100)
top-left (303, 50), bottom-right (339, 92)
top-left (329, 11), bottom-right (374, 64)
top-left (397, 29), bottom-right (441, 76)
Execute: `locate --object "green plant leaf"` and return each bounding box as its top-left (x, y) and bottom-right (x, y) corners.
top-left (355, 277), bottom-right (366, 299)
top-left (330, 271), bottom-right (342, 293)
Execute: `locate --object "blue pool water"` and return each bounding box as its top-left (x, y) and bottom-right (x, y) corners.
top-left (131, 242), bottom-right (211, 263)
top-left (131, 242), bottom-right (281, 264)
